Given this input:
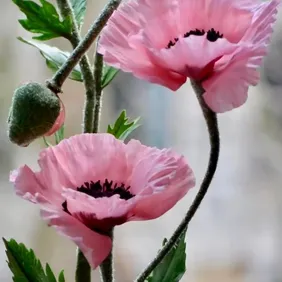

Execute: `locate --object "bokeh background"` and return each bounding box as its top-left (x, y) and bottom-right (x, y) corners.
top-left (1, 1), bottom-right (282, 281)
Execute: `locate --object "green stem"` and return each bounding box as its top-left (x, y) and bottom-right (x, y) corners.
top-left (93, 50), bottom-right (104, 133)
top-left (46, 0), bottom-right (122, 94)
top-left (135, 80), bottom-right (220, 282)
top-left (99, 229), bottom-right (114, 282)
top-left (56, 0), bottom-right (96, 133)
top-left (75, 250), bottom-right (91, 282)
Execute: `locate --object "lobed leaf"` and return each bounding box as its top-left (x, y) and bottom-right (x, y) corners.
top-left (12, 0), bottom-right (72, 40)
top-left (3, 238), bottom-right (65, 282)
top-left (146, 233), bottom-right (187, 282)
top-left (102, 65), bottom-right (119, 89)
top-left (18, 37), bottom-right (82, 82)
top-left (107, 110), bottom-right (140, 140)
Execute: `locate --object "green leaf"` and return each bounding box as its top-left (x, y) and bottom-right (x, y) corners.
top-left (12, 0), bottom-right (72, 40)
top-left (45, 264), bottom-right (56, 282)
top-left (3, 238), bottom-right (64, 282)
top-left (107, 110), bottom-right (140, 140)
top-left (146, 233), bottom-right (187, 282)
top-left (70, 0), bottom-right (87, 28)
top-left (42, 136), bottom-right (53, 147)
top-left (18, 37), bottom-right (82, 82)
top-left (42, 125), bottom-right (64, 147)
top-left (58, 271), bottom-right (65, 282)
top-left (102, 65), bottom-right (119, 89)
top-left (54, 125), bottom-right (65, 145)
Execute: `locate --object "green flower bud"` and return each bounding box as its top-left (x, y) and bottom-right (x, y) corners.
top-left (8, 82), bottom-right (64, 147)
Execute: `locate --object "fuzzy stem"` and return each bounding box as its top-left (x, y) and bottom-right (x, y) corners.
top-left (56, 0), bottom-right (96, 133)
top-left (75, 250), bottom-right (91, 282)
top-left (135, 80), bottom-right (220, 282)
top-left (99, 229), bottom-right (114, 282)
top-left (93, 50), bottom-right (104, 133)
top-left (46, 0), bottom-right (122, 94)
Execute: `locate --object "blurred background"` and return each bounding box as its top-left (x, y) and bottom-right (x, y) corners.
top-left (1, 0), bottom-right (282, 281)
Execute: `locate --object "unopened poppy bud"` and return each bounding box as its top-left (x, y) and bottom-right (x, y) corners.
top-left (7, 82), bottom-right (65, 147)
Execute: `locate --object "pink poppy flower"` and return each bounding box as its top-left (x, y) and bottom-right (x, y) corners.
top-left (10, 133), bottom-right (195, 268)
top-left (98, 0), bottom-right (279, 113)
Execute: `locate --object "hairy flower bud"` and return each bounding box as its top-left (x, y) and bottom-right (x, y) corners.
top-left (8, 82), bottom-right (65, 147)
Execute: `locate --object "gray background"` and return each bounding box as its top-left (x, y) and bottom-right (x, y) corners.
top-left (1, 1), bottom-right (282, 281)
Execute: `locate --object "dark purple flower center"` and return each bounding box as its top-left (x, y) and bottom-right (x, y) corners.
top-left (77, 179), bottom-right (134, 200)
top-left (62, 179), bottom-right (134, 214)
top-left (166, 28), bottom-right (223, 49)
top-left (62, 179), bottom-right (134, 234)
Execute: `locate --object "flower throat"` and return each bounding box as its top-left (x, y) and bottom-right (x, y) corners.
top-left (62, 179), bottom-right (135, 214)
top-left (166, 28), bottom-right (223, 49)
top-left (77, 179), bottom-right (134, 200)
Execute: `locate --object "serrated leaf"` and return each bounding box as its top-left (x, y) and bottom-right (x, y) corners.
top-left (146, 233), bottom-right (186, 282)
top-left (58, 271), bottom-right (65, 282)
top-left (4, 238), bottom-right (47, 282)
top-left (107, 110), bottom-right (140, 140)
top-left (3, 238), bottom-right (64, 282)
top-left (45, 264), bottom-right (56, 282)
top-left (13, 0), bottom-right (72, 40)
top-left (42, 125), bottom-right (64, 147)
top-left (4, 240), bottom-right (29, 282)
top-left (102, 65), bottom-right (119, 89)
top-left (42, 136), bottom-right (53, 147)
top-left (18, 37), bottom-right (82, 82)
top-left (119, 122), bottom-right (140, 140)
top-left (70, 0), bottom-right (87, 28)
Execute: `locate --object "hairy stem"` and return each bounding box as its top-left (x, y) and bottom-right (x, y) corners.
top-left (46, 0), bottom-right (121, 94)
top-left (56, 0), bottom-right (96, 133)
top-left (93, 50), bottom-right (104, 133)
top-left (75, 250), bottom-right (91, 282)
top-left (135, 80), bottom-right (220, 282)
top-left (100, 229), bottom-right (114, 282)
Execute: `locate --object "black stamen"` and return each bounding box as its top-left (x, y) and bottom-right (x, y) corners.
top-left (166, 28), bottom-right (223, 48)
top-left (206, 28), bottom-right (223, 42)
top-left (62, 200), bottom-right (71, 214)
top-left (184, 29), bottom-right (205, 38)
top-left (77, 179), bottom-right (134, 200)
top-left (62, 179), bottom-right (134, 213)
top-left (167, 40), bottom-right (176, 49)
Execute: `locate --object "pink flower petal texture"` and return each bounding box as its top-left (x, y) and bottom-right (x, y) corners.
top-left (10, 133), bottom-right (195, 268)
top-left (98, 0), bottom-right (279, 113)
